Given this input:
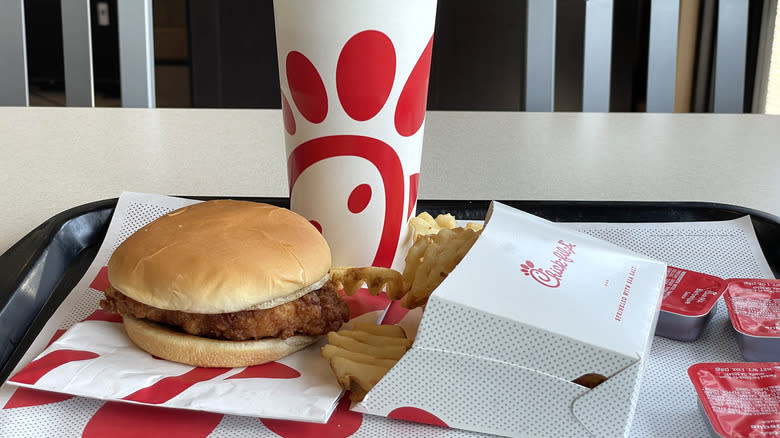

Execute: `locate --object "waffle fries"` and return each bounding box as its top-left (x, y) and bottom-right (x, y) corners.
top-left (400, 225), bottom-right (480, 309)
top-left (328, 212), bottom-right (483, 309)
top-left (330, 266), bottom-right (408, 300)
top-left (321, 323), bottom-right (411, 402)
top-left (409, 212), bottom-right (482, 240)
top-left (322, 212), bottom-right (482, 401)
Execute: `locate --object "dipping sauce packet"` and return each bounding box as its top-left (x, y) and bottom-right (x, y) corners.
top-left (656, 266), bottom-right (727, 341)
top-left (724, 279), bottom-right (780, 361)
top-left (688, 362), bottom-right (780, 438)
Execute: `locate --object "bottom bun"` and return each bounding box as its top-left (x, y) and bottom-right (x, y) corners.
top-left (123, 315), bottom-right (318, 367)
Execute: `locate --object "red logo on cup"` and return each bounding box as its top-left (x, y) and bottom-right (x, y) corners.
top-left (283, 30), bottom-right (434, 268)
top-left (520, 240), bottom-right (577, 288)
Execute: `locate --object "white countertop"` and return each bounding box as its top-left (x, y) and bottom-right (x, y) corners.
top-left (2, 107), bottom-right (780, 253)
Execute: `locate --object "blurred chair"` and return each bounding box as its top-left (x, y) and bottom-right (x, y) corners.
top-left (526, 0), bottom-right (751, 113)
top-left (0, 0), bottom-right (156, 107)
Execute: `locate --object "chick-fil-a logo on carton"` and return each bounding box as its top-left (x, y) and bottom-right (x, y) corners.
top-left (520, 240), bottom-right (577, 288)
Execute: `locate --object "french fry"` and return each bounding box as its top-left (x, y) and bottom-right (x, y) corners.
top-left (322, 323), bottom-right (412, 402)
top-left (434, 213), bottom-right (457, 229)
top-left (352, 322), bottom-right (406, 338)
top-left (330, 356), bottom-right (391, 388)
top-left (401, 234), bottom-right (431, 290)
top-left (409, 212), bottom-right (440, 240)
top-left (322, 212), bottom-right (483, 402)
top-left (329, 266), bottom-right (408, 300)
top-left (330, 212), bottom-right (481, 315)
top-left (465, 222), bottom-right (483, 232)
top-left (329, 356), bottom-right (392, 402)
top-left (348, 386), bottom-right (368, 403)
top-left (338, 330), bottom-right (413, 348)
top-left (321, 345), bottom-right (399, 369)
top-left (409, 211), bottom-right (483, 241)
top-left (327, 332), bottom-right (408, 360)
top-left (400, 226), bottom-right (480, 309)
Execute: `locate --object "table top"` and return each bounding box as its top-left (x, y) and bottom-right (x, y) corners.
top-left (2, 107), bottom-right (780, 254)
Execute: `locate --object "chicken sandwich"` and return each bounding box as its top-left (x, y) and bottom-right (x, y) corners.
top-left (100, 199), bottom-right (349, 367)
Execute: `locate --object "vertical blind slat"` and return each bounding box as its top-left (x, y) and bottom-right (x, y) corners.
top-left (646, 0), bottom-right (681, 113)
top-left (118, 0), bottom-right (156, 108)
top-left (713, 0), bottom-right (749, 113)
top-left (582, 0), bottom-right (614, 112)
top-left (61, 0), bottom-right (95, 107)
top-left (525, 0), bottom-right (557, 112)
top-left (0, 0), bottom-right (29, 106)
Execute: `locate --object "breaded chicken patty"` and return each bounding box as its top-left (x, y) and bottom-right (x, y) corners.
top-left (100, 280), bottom-right (349, 341)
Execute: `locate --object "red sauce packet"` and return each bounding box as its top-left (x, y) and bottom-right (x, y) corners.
top-left (688, 362), bottom-right (780, 437)
top-left (655, 267), bottom-right (726, 341)
top-left (724, 279), bottom-right (780, 337)
top-left (662, 267), bottom-right (726, 316)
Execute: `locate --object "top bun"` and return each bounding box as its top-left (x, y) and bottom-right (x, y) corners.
top-left (107, 200), bottom-right (331, 314)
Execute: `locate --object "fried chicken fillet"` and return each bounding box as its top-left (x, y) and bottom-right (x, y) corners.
top-left (100, 281), bottom-right (349, 341)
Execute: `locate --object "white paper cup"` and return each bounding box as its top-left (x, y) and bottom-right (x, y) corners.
top-left (273, 0), bottom-right (437, 269)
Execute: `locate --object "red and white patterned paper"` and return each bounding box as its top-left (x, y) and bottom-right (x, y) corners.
top-left (1, 193), bottom-right (776, 437)
top-left (7, 316), bottom-right (344, 420)
top-left (0, 193), bottom-right (406, 436)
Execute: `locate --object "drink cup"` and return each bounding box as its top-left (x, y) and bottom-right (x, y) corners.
top-left (273, 0), bottom-right (437, 269)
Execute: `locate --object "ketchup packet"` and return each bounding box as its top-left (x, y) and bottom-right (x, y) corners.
top-left (724, 279), bottom-right (780, 361)
top-left (655, 266), bottom-right (726, 341)
top-left (688, 362), bottom-right (780, 438)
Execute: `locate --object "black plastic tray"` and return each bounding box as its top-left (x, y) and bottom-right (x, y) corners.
top-left (3, 197), bottom-right (780, 383)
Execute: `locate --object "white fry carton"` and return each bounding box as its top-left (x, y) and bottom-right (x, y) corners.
top-left (355, 201), bottom-right (666, 437)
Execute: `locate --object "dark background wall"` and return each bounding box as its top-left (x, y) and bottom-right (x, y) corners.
top-left (186, 0), bottom-right (656, 111)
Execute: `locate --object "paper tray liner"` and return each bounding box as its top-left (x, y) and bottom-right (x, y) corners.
top-left (2, 193), bottom-right (779, 437)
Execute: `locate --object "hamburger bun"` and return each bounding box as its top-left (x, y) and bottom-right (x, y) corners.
top-left (107, 199), bottom-right (331, 313)
top-left (123, 315), bottom-right (317, 368)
